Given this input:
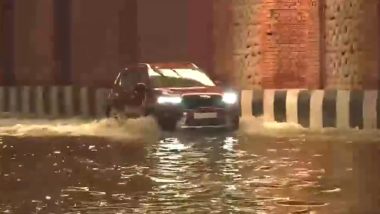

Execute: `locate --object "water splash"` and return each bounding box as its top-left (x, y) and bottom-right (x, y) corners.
top-left (0, 117), bottom-right (160, 142)
top-left (238, 116), bottom-right (305, 138)
top-left (238, 116), bottom-right (380, 142)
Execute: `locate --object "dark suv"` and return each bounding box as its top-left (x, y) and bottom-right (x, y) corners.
top-left (106, 62), bottom-right (240, 131)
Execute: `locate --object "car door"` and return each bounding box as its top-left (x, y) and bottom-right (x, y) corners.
top-left (118, 66), bottom-right (150, 113)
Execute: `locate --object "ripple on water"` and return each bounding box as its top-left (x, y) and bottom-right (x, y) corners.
top-left (0, 130), bottom-right (360, 213)
top-left (62, 186), bottom-right (89, 193)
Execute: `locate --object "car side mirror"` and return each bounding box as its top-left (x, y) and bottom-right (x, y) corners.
top-left (134, 83), bottom-right (147, 93)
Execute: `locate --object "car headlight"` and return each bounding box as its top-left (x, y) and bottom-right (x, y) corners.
top-left (157, 95), bottom-right (182, 104)
top-left (222, 92), bottom-right (238, 104)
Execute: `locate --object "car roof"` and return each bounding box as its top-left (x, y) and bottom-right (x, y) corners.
top-left (147, 62), bottom-right (198, 69)
top-left (122, 62), bottom-right (199, 72)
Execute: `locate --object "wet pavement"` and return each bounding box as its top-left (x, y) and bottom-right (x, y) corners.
top-left (0, 128), bottom-right (380, 213)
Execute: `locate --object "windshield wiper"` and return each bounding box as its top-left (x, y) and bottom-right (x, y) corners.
top-left (169, 69), bottom-right (182, 77)
top-left (152, 68), bottom-right (165, 77)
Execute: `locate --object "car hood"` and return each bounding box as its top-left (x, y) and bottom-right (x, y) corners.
top-left (155, 86), bottom-right (225, 96)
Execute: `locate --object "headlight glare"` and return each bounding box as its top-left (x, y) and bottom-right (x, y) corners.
top-left (222, 92), bottom-right (238, 104)
top-left (157, 96), bottom-right (182, 104)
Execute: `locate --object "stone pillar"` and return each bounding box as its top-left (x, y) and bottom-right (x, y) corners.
top-left (137, 0), bottom-right (188, 63)
top-left (119, 0), bottom-right (138, 67)
top-left (0, 0), bottom-right (15, 85)
top-left (53, 0), bottom-right (72, 85)
top-left (214, 0), bottom-right (320, 89)
top-left (188, 0), bottom-right (214, 75)
top-left (324, 0), bottom-right (380, 89)
top-left (70, 0), bottom-right (137, 87)
top-left (13, 0), bottom-right (55, 85)
top-left (0, 0), bottom-right (4, 84)
top-left (213, 1), bottom-right (235, 85)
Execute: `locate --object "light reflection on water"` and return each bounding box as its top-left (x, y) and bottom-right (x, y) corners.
top-left (0, 131), bottom-right (379, 213)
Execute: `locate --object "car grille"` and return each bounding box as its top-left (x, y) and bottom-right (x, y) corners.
top-left (186, 117), bottom-right (226, 126)
top-left (182, 95), bottom-right (223, 109)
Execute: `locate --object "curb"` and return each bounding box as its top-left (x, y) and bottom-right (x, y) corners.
top-left (241, 90), bottom-right (379, 129)
top-left (0, 86), bottom-right (110, 119)
top-left (0, 87), bottom-right (378, 129)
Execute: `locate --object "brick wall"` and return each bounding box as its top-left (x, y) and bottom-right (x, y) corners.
top-left (262, 0), bottom-right (320, 89)
top-left (214, 0), bottom-right (320, 89)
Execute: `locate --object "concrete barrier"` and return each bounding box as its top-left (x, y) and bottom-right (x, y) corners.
top-left (0, 86), bottom-right (110, 118)
top-left (241, 90), bottom-right (379, 129)
top-left (0, 87), bottom-right (378, 130)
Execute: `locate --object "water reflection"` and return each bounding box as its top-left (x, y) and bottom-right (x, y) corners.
top-left (351, 143), bottom-right (380, 214)
top-left (0, 132), bottom-right (379, 213)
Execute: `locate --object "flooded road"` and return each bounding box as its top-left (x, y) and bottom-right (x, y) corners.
top-left (0, 119), bottom-right (380, 213)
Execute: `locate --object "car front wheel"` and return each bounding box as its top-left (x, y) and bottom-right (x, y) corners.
top-left (106, 106), bottom-right (126, 120)
top-left (229, 116), bottom-right (240, 131)
top-left (157, 118), bottom-right (177, 132)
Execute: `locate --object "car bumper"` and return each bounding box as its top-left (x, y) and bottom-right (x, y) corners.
top-left (153, 105), bottom-right (239, 129)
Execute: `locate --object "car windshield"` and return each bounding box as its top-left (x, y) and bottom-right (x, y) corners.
top-left (149, 68), bottom-right (215, 88)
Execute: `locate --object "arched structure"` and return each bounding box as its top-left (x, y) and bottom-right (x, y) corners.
top-left (0, 0), bottom-right (379, 89)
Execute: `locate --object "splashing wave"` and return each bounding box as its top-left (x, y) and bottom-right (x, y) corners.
top-left (0, 117), bottom-right (160, 142)
top-left (238, 116), bottom-right (380, 142)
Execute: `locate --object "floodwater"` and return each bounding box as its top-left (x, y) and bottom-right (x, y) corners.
top-left (0, 118), bottom-right (380, 213)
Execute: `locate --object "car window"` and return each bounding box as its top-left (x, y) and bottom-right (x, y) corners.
top-left (174, 69), bottom-right (215, 86)
top-left (120, 69), bottom-right (149, 90)
top-left (149, 68), bottom-right (215, 88)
